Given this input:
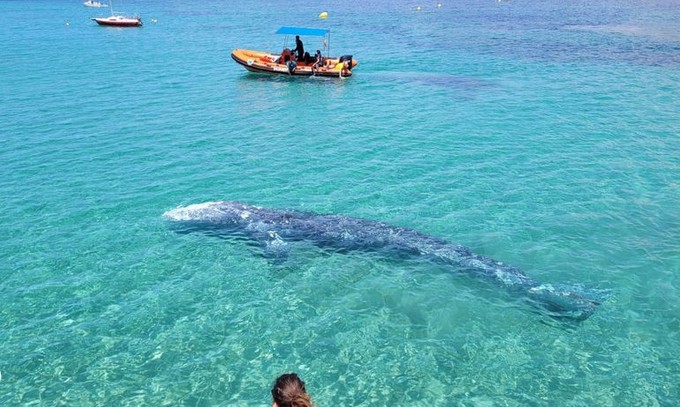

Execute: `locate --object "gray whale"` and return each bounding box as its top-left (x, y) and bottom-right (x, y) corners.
top-left (163, 201), bottom-right (602, 322)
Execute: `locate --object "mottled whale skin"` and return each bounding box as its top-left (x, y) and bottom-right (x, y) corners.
top-left (164, 201), bottom-right (601, 321)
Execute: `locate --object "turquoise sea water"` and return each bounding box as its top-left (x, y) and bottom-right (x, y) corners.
top-left (1, 0), bottom-right (679, 405)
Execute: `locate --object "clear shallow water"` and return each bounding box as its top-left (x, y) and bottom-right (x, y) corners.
top-left (1, 0), bottom-right (679, 405)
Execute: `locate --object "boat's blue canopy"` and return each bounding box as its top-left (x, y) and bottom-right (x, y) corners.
top-left (276, 26), bottom-right (329, 37)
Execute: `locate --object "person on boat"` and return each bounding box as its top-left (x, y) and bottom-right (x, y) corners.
top-left (271, 373), bottom-right (313, 407)
top-left (292, 36), bottom-right (305, 61)
top-left (311, 50), bottom-right (324, 75)
top-left (340, 60), bottom-right (351, 78)
top-left (284, 53), bottom-right (297, 74)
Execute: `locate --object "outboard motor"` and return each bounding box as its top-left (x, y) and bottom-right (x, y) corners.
top-left (339, 55), bottom-right (353, 70)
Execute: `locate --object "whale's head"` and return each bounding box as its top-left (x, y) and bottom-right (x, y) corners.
top-left (163, 201), bottom-right (260, 229)
top-left (526, 283), bottom-right (609, 324)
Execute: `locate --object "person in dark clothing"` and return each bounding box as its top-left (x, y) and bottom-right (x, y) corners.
top-left (284, 52), bottom-right (297, 74)
top-left (292, 35), bottom-right (304, 60)
top-left (311, 49), bottom-right (323, 75)
top-left (302, 51), bottom-right (311, 63)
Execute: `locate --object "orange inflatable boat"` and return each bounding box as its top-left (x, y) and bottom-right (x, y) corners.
top-left (231, 27), bottom-right (358, 78)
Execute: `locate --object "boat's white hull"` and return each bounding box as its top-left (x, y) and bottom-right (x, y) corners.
top-left (92, 16), bottom-right (142, 27)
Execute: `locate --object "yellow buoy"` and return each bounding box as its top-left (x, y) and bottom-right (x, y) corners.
top-left (319, 11), bottom-right (328, 19)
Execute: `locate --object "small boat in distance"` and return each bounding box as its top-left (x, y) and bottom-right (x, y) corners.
top-left (91, 0), bottom-right (142, 27)
top-left (84, 0), bottom-right (108, 7)
top-left (231, 27), bottom-right (358, 78)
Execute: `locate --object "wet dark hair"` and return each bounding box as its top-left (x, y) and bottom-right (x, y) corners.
top-left (271, 373), bottom-right (312, 407)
